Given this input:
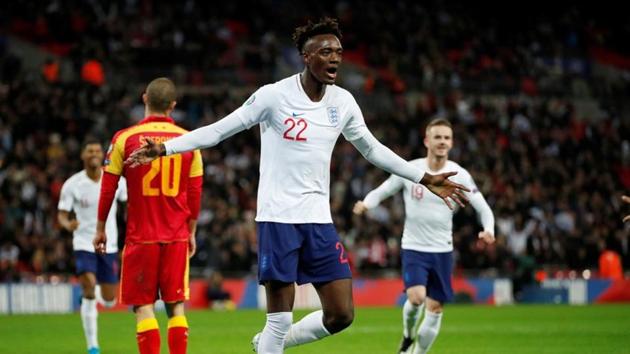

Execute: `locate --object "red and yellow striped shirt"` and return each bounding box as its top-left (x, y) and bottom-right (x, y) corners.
top-left (98, 116), bottom-right (203, 244)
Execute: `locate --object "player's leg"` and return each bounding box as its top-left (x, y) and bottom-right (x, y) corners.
top-left (164, 301), bottom-right (188, 354)
top-left (254, 222), bottom-right (301, 354)
top-left (257, 281), bottom-right (295, 354)
top-left (134, 304), bottom-right (161, 354)
top-left (96, 252), bottom-right (119, 308)
top-left (159, 242), bottom-right (191, 354)
top-left (413, 297), bottom-right (443, 354)
top-left (120, 243), bottom-right (161, 354)
top-left (413, 252), bottom-right (453, 354)
top-left (76, 251), bottom-right (100, 354)
top-left (399, 249), bottom-right (431, 354)
top-left (282, 224), bottom-right (353, 349)
top-left (400, 285), bottom-right (426, 353)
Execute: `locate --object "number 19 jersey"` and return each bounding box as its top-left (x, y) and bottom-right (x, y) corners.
top-left (104, 116), bottom-right (203, 243)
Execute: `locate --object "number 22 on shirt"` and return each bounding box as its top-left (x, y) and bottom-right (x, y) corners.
top-left (283, 117), bottom-right (308, 141)
top-left (142, 155), bottom-right (182, 196)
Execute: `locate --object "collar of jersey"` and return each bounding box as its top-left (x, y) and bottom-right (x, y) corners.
top-left (140, 116), bottom-right (175, 124)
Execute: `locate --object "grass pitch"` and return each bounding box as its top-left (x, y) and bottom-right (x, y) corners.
top-left (1, 305), bottom-right (629, 353)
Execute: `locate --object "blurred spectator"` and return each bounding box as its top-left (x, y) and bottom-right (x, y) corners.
top-left (206, 271), bottom-right (235, 310)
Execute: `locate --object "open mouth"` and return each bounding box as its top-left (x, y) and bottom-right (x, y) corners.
top-left (325, 67), bottom-right (338, 80)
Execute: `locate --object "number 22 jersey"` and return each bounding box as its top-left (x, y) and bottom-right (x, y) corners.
top-left (233, 74), bottom-right (370, 224)
top-left (101, 116), bottom-right (203, 243)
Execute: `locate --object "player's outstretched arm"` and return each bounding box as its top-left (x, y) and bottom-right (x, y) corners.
top-left (125, 112), bottom-right (249, 167)
top-left (350, 131), bottom-right (469, 210)
top-left (623, 195), bottom-right (630, 222)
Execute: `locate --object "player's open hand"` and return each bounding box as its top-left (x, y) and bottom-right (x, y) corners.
top-left (353, 201), bottom-right (368, 215)
top-left (125, 138), bottom-right (164, 168)
top-left (623, 195), bottom-right (630, 222)
top-left (422, 171), bottom-right (470, 210)
top-left (93, 230), bottom-right (107, 254)
top-left (478, 231), bottom-right (495, 244)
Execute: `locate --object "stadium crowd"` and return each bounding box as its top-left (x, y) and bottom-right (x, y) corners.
top-left (1, 1), bottom-right (629, 282)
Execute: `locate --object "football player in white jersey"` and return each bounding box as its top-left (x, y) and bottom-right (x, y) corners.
top-left (58, 139), bottom-right (127, 354)
top-left (125, 18), bottom-right (469, 354)
top-left (354, 118), bottom-right (495, 354)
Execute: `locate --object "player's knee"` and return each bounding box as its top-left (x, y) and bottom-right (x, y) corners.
top-left (426, 303), bottom-right (443, 314)
top-left (323, 309), bottom-right (354, 334)
top-left (407, 291), bottom-right (425, 306)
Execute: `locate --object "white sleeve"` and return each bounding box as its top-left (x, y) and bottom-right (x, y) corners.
top-left (165, 85), bottom-right (274, 155)
top-left (116, 177), bottom-right (128, 203)
top-left (343, 97), bottom-right (425, 182)
top-left (351, 131), bottom-right (425, 183)
top-left (363, 175), bottom-right (404, 209)
top-left (462, 169), bottom-right (495, 233)
top-left (57, 180), bottom-right (74, 212)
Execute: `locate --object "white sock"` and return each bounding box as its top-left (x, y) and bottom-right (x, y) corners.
top-left (402, 300), bottom-right (424, 338)
top-left (284, 310), bottom-right (331, 348)
top-left (80, 298), bottom-right (98, 349)
top-left (414, 310), bottom-right (442, 354)
top-left (102, 298), bottom-right (116, 308)
top-left (258, 312), bottom-right (292, 354)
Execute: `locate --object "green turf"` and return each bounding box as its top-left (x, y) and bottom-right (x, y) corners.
top-left (1, 305), bottom-right (629, 353)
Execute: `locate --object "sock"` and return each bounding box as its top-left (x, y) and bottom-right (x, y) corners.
top-left (168, 316), bottom-right (189, 354)
top-left (80, 297), bottom-right (98, 349)
top-left (257, 312), bottom-right (292, 354)
top-left (284, 310), bottom-right (331, 348)
top-left (102, 298), bottom-right (117, 308)
top-left (136, 318), bottom-right (160, 354)
top-left (414, 310), bottom-right (443, 354)
top-left (402, 300), bottom-right (424, 339)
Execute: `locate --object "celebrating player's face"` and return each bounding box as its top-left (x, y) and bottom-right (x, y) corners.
top-left (81, 143), bottom-right (104, 169)
top-left (304, 34), bottom-right (343, 85)
top-left (425, 125), bottom-right (453, 158)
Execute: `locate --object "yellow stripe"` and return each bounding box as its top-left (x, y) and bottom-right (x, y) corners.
top-left (189, 150), bottom-right (203, 177)
top-left (137, 318), bottom-right (159, 333)
top-left (167, 315), bottom-right (188, 329)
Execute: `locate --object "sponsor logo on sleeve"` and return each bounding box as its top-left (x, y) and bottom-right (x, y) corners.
top-left (245, 94), bottom-right (256, 106)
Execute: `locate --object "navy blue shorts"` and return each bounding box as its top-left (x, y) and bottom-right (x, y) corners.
top-left (74, 251), bottom-right (119, 284)
top-left (257, 222), bottom-right (352, 285)
top-left (401, 249), bottom-right (454, 303)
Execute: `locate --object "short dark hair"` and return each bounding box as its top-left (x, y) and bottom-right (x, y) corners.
top-left (146, 77), bottom-right (177, 113)
top-left (81, 138), bottom-right (102, 151)
top-left (425, 118), bottom-right (452, 133)
top-left (292, 17), bottom-right (342, 53)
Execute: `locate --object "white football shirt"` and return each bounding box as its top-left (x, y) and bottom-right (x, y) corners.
top-left (363, 158), bottom-right (494, 253)
top-left (58, 170), bottom-right (127, 252)
top-left (232, 74), bottom-right (373, 223)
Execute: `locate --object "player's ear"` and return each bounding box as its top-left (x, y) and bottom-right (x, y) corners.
top-left (423, 136), bottom-right (429, 149)
top-left (169, 101), bottom-right (177, 111)
top-left (142, 93), bottom-right (148, 105)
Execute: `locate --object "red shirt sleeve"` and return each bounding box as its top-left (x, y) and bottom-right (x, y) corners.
top-left (187, 176), bottom-right (202, 220)
top-left (98, 171), bottom-right (121, 222)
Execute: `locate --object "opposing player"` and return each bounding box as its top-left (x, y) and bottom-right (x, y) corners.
top-left (354, 118), bottom-right (495, 354)
top-left (57, 139), bottom-right (127, 354)
top-left (94, 78), bottom-right (203, 354)
top-left (126, 18), bottom-right (468, 354)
